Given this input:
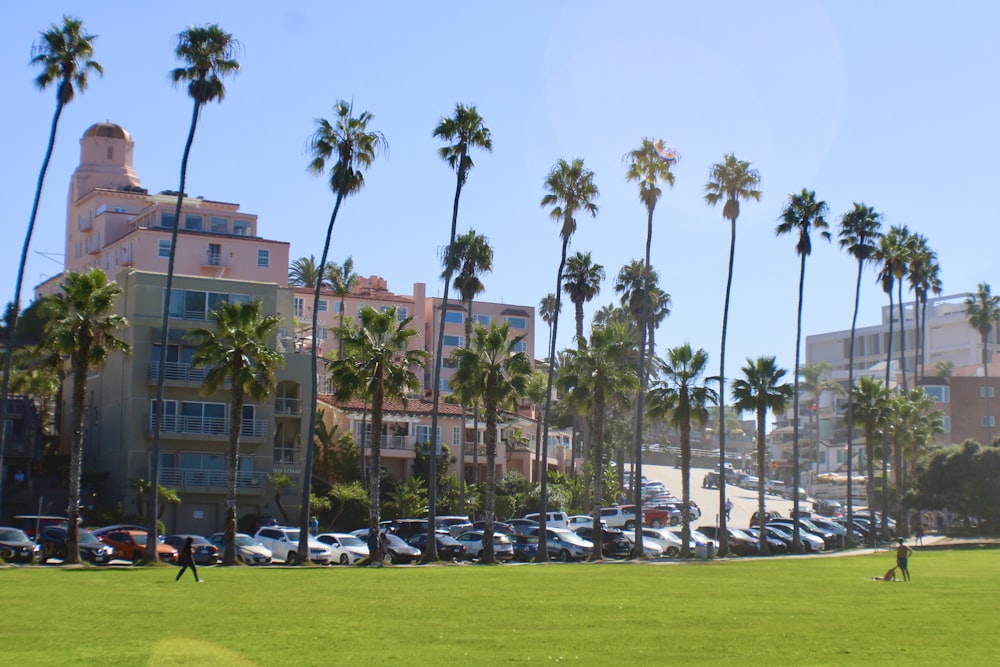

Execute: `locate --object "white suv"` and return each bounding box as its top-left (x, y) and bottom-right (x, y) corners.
top-left (253, 527), bottom-right (332, 564)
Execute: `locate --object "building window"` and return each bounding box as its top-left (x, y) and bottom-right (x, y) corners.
top-left (257, 249), bottom-right (270, 267)
top-left (166, 289), bottom-right (251, 320)
top-left (923, 385), bottom-right (950, 403)
top-left (319, 327), bottom-right (327, 341)
top-left (453, 427), bottom-right (461, 448)
top-left (416, 425), bottom-right (441, 447)
top-left (294, 297), bottom-right (304, 319)
top-left (185, 214), bottom-right (203, 231)
top-left (444, 311), bottom-right (464, 325)
top-left (942, 416), bottom-right (951, 433)
top-left (158, 240), bottom-right (171, 258)
top-left (397, 307), bottom-right (408, 321)
top-left (210, 216), bottom-right (228, 233)
top-left (980, 386), bottom-right (995, 399)
top-left (475, 314), bottom-right (492, 326)
top-left (160, 212), bottom-right (177, 229)
top-left (513, 341), bottom-right (528, 353)
top-left (981, 416), bottom-right (996, 428)
top-left (317, 300), bottom-right (328, 312)
top-left (443, 335), bottom-right (463, 347)
top-left (439, 377), bottom-right (451, 392)
top-left (233, 219), bottom-right (251, 236)
top-left (505, 316), bottom-right (527, 329)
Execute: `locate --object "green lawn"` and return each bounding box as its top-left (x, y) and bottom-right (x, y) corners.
top-left (2, 548), bottom-right (998, 665)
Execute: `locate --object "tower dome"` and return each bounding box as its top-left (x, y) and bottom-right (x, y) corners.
top-left (71, 121), bottom-right (141, 200)
top-left (83, 122), bottom-right (132, 142)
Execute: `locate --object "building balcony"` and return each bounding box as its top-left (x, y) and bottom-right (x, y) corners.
top-left (274, 397), bottom-right (301, 416)
top-left (146, 415), bottom-right (269, 439)
top-left (201, 252), bottom-right (233, 268)
top-left (147, 361), bottom-right (211, 384)
top-left (357, 434), bottom-right (417, 451)
top-left (159, 466), bottom-right (266, 492)
top-left (85, 236), bottom-right (102, 255)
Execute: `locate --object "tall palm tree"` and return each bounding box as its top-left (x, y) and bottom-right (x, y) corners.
top-left (731, 356), bottom-right (793, 554)
top-left (562, 251), bottom-right (604, 341)
top-left (40, 269), bottom-right (129, 564)
top-left (538, 158), bottom-right (599, 557)
top-left (558, 320), bottom-right (638, 559)
top-left (428, 104), bottom-right (492, 561)
top-left (704, 153), bottom-right (761, 553)
top-left (538, 293), bottom-right (560, 362)
top-left (329, 306), bottom-right (427, 545)
top-left (647, 344), bottom-right (718, 556)
top-left (288, 255), bottom-right (334, 289)
top-left (188, 300), bottom-right (284, 565)
top-left (965, 282), bottom-right (1000, 445)
top-left (614, 261), bottom-right (670, 363)
top-left (624, 137), bottom-right (676, 551)
top-left (327, 256), bottom-right (359, 360)
top-left (907, 235), bottom-right (940, 381)
top-left (837, 202), bottom-right (882, 541)
top-left (451, 322), bottom-right (531, 563)
top-left (1, 17), bottom-right (102, 511)
top-left (776, 187), bottom-right (830, 552)
top-left (149, 24), bottom-right (240, 551)
top-left (886, 388), bottom-right (942, 532)
top-left (300, 101), bottom-right (386, 558)
top-left (848, 376), bottom-right (890, 547)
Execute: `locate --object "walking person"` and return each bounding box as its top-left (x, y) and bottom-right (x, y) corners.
top-left (378, 531), bottom-right (390, 568)
top-left (896, 538), bottom-right (913, 582)
top-left (725, 498), bottom-right (733, 521)
top-left (175, 536), bottom-right (202, 583)
top-left (367, 527), bottom-right (379, 567)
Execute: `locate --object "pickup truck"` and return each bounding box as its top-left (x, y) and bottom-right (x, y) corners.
top-left (599, 504), bottom-right (678, 529)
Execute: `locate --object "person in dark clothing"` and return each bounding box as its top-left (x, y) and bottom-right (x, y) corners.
top-left (175, 536), bottom-right (202, 582)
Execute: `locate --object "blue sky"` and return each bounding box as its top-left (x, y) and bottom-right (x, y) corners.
top-left (3, 1), bottom-right (998, 395)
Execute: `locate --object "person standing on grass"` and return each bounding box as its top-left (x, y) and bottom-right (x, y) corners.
top-left (379, 532), bottom-right (390, 567)
top-left (725, 498), bottom-right (733, 520)
top-left (896, 538), bottom-right (913, 581)
top-left (175, 536), bottom-right (202, 583)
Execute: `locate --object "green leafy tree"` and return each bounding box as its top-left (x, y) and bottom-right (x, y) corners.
top-left (329, 306), bottom-right (427, 552)
top-left (267, 472), bottom-right (294, 525)
top-left (1, 16), bottom-right (102, 510)
top-left (647, 344), bottom-right (718, 556)
top-left (538, 157), bottom-right (599, 556)
top-left (885, 388), bottom-right (943, 530)
top-left (965, 282), bottom-right (1000, 444)
top-left (451, 322), bottom-right (531, 562)
top-left (385, 476), bottom-right (428, 520)
top-left (562, 251), bottom-right (605, 341)
top-left (837, 202), bottom-right (883, 536)
top-left (907, 440), bottom-right (1000, 523)
top-left (848, 377), bottom-right (890, 546)
top-left (150, 24), bottom-right (240, 549)
top-left (41, 269), bottom-right (129, 564)
top-left (731, 356), bottom-right (793, 554)
top-left (704, 153), bottom-right (761, 554)
top-left (328, 256), bottom-right (360, 360)
top-left (288, 255), bottom-right (335, 289)
top-left (302, 101), bottom-right (387, 556)
top-left (188, 300), bottom-right (284, 565)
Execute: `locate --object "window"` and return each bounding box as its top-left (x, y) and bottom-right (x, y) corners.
top-left (445, 311), bottom-right (464, 325)
top-left (182, 401), bottom-right (226, 434)
top-left (158, 240), bottom-right (171, 258)
top-left (317, 300), bottom-right (328, 312)
top-left (233, 219), bottom-right (251, 236)
top-left (294, 297), bottom-right (304, 319)
top-left (923, 385), bottom-right (950, 403)
top-left (513, 341), bottom-right (528, 353)
top-left (942, 416), bottom-right (951, 433)
top-left (184, 214), bottom-right (203, 231)
top-left (439, 377), bottom-right (451, 392)
top-left (981, 416), bottom-right (996, 428)
top-left (210, 216), bottom-right (228, 233)
top-left (160, 212), bottom-right (177, 229)
top-left (396, 306), bottom-right (408, 321)
top-left (980, 386), bottom-right (995, 399)
top-left (416, 425), bottom-right (441, 447)
top-left (505, 316), bottom-right (527, 329)
top-left (319, 327), bottom-right (327, 341)
top-left (167, 289), bottom-right (251, 320)
top-left (257, 249), bottom-right (270, 267)
top-left (443, 335), bottom-right (463, 347)
top-left (453, 427), bottom-right (461, 448)
top-left (475, 314), bottom-right (492, 326)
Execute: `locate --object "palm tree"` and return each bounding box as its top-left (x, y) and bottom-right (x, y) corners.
top-left (557, 321), bottom-right (638, 559)
top-left (848, 376), bottom-right (890, 546)
top-left (302, 101), bottom-right (386, 558)
top-left (149, 24), bottom-right (240, 550)
top-left (647, 344), bottom-right (717, 556)
top-left (965, 282), bottom-right (1000, 445)
top-left (704, 153), bottom-right (761, 554)
top-left (428, 104), bottom-right (492, 561)
top-left (40, 269), bottom-right (129, 564)
top-left (538, 157), bottom-right (599, 556)
top-left (1, 17), bottom-right (102, 511)
top-left (562, 251), bottom-right (604, 341)
top-left (907, 235), bottom-right (941, 381)
top-left (798, 362), bottom-right (843, 465)
top-left (451, 322), bottom-right (531, 563)
top-left (538, 293), bottom-right (560, 362)
top-left (288, 255), bottom-right (334, 289)
top-left (731, 356), bottom-right (793, 554)
top-left (329, 306), bottom-right (427, 549)
top-left (837, 202), bottom-right (882, 541)
top-left (776, 187), bottom-right (830, 552)
top-left (614, 261), bottom-right (670, 363)
top-left (188, 300), bottom-right (284, 565)
top-left (327, 256), bottom-right (360, 360)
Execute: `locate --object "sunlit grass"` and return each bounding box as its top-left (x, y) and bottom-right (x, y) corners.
top-left (2, 548), bottom-right (998, 665)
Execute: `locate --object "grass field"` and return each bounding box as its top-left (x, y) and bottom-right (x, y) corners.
top-left (2, 548), bottom-right (998, 665)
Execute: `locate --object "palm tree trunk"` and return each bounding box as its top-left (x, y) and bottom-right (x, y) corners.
top-left (459, 405), bottom-right (467, 514)
top-left (984, 342), bottom-right (993, 445)
top-left (0, 100), bottom-right (65, 511)
top-left (791, 254), bottom-right (806, 554)
top-left (473, 402), bottom-right (481, 483)
top-left (370, 378), bottom-right (385, 540)
top-left (149, 94), bottom-right (202, 562)
top-left (756, 400), bottom-right (768, 554)
top-left (681, 419), bottom-right (692, 558)
top-left (632, 206), bottom-right (653, 558)
top-left (717, 216), bottom-right (737, 556)
top-left (590, 387), bottom-right (605, 561)
top-left (898, 282), bottom-right (908, 393)
top-left (845, 261), bottom-right (863, 545)
top-left (300, 191), bottom-right (345, 563)
top-left (483, 390), bottom-right (498, 564)
top-left (66, 352), bottom-right (89, 565)
top-left (224, 389), bottom-right (243, 566)
top-left (881, 290), bottom-right (894, 544)
top-left (865, 425), bottom-right (877, 547)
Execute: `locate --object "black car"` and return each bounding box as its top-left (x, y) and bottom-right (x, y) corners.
top-left (471, 520), bottom-right (516, 536)
top-left (406, 532), bottom-right (468, 560)
top-left (0, 527), bottom-right (38, 563)
top-left (163, 534), bottom-right (220, 565)
top-left (37, 526), bottom-right (114, 564)
top-left (696, 525), bottom-right (759, 556)
top-left (574, 526), bottom-right (630, 559)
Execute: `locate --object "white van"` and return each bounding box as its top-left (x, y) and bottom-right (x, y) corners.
top-left (522, 511), bottom-right (570, 529)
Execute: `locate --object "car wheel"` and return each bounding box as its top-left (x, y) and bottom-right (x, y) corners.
top-left (669, 517), bottom-right (679, 526)
top-left (339, 553), bottom-right (349, 566)
top-left (624, 521), bottom-right (635, 530)
top-left (651, 519), bottom-right (663, 529)
top-left (286, 550), bottom-right (297, 564)
top-left (132, 551), bottom-right (141, 564)
top-left (666, 547), bottom-right (679, 558)
top-left (559, 549), bottom-right (571, 562)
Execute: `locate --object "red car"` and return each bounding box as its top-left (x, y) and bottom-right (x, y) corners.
top-left (102, 529), bottom-right (177, 563)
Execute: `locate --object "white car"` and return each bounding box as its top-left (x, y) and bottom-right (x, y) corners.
top-left (253, 527), bottom-right (332, 564)
top-left (640, 527), bottom-right (682, 557)
top-left (315, 532), bottom-right (369, 565)
top-left (454, 530), bottom-right (514, 562)
top-left (209, 532), bottom-right (273, 565)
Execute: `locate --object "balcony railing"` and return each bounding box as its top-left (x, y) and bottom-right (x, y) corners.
top-left (148, 361), bottom-right (210, 383)
top-left (274, 397), bottom-right (301, 415)
top-left (201, 252), bottom-right (233, 268)
top-left (159, 466), bottom-right (266, 490)
top-left (147, 415), bottom-right (268, 438)
top-left (356, 434), bottom-right (417, 450)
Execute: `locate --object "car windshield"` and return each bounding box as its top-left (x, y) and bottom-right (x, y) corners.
top-left (283, 530), bottom-right (300, 542)
top-left (338, 535), bottom-right (365, 547)
top-left (132, 533), bottom-right (148, 546)
top-left (730, 528), bottom-right (754, 540)
top-left (79, 531), bottom-right (99, 545)
top-left (234, 535), bottom-right (257, 547)
top-left (0, 528), bottom-right (29, 541)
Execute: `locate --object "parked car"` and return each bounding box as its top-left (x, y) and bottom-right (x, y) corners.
top-left (702, 472), bottom-right (720, 489)
top-left (749, 510), bottom-right (784, 527)
top-left (0, 527), bottom-right (39, 563)
top-left (253, 527), bottom-right (332, 564)
top-left (726, 528), bottom-right (764, 556)
top-left (91, 524), bottom-right (148, 541)
top-left (769, 518), bottom-right (839, 549)
top-left (12, 514), bottom-right (70, 540)
top-left (315, 532), bottom-right (369, 565)
top-left (406, 532), bottom-right (468, 561)
top-left (567, 515), bottom-right (595, 531)
top-left (102, 529), bottom-right (178, 563)
top-left (506, 518), bottom-right (539, 535)
top-left (510, 534), bottom-right (538, 561)
top-left (696, 525), bottom-right (759, 556)
top-left (433, 515), bottom-right (473, 537)
top-left (764, 480), bottom-right (786, 496)
top-left (781, 486), bottom-right (809, 501)
top-left (765, 524), bottom-right (825, 552)
top-left (640, 527), bottom-right (682, 557)
top-left (528, 527), bottom-right (593, 562)
top-left (37, 526), bottom-right (114, 564)
top-left (470, 520), bottom-right (516, 536)
top-left (812, 498), bottom-right (844, 518)
top-left (742, 526), bottom-right (790, 554)
top-left (351, 529), bottom-right (421, 564)
top-left (163, 534), bottom-right (220, 565)
top-left (598, 505), bottom-right (643, 530)
top-left (454, 530), bottom-right (514, 562)
top-left (380, 519), bottom-right (429, 539)
top-left (209, 532), bottom-right (272, 565)
top-left (574, 526), bottom-right (630, 559)
top-left (522, 512), bottom-right (570, 529)
top-left (738, 475), bottom-right (760, 490)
